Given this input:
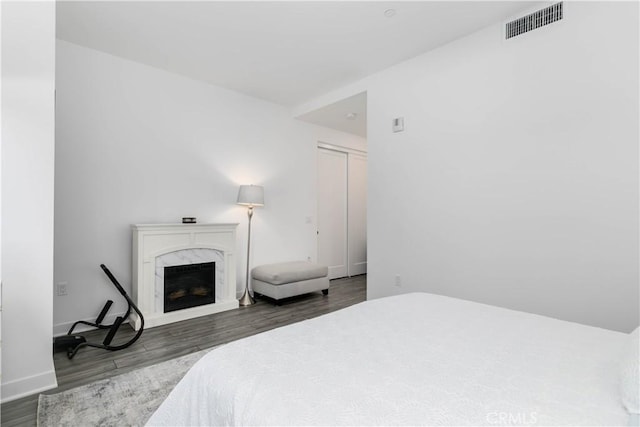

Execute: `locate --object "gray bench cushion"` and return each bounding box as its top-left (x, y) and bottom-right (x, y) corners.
top-left (252, 261), bottom-right (328, 285)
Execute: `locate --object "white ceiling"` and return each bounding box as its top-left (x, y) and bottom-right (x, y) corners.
top-left (57, 1), bottom-right (540, 111)
top-left (298, 91), bottom-right (367, 137)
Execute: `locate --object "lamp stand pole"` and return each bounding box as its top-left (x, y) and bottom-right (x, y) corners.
top-left (239, 205), bottom-right (255, 306)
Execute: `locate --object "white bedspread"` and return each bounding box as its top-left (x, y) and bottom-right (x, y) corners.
top-left (147, 293), bottom-right (629, 426)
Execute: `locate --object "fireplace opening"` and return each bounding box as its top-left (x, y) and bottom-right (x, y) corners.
top-left (164, 262), bottom-right (215, 313)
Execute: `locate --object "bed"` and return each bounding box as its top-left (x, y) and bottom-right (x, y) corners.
top-left (147, 292), bottom-right (637, 426)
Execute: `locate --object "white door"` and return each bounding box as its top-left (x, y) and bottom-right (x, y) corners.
top-left (317, 148), bottom-right (348, 279)
top-left (348, 153), bottom-right (367, 276)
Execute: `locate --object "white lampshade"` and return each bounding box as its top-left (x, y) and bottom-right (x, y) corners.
top-left (236, 185), bottom-right (264, 207)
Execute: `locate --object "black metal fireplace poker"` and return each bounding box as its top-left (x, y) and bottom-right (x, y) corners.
top-left (53, 264), bottom-right (145, 359)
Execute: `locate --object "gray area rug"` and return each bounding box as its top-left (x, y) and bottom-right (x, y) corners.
top-left (37, 349), bottom-right (209, 427)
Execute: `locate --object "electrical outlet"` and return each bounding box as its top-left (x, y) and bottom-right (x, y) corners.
top-left (56, 282), bottom-right (68, 296)
top-left (394, 275), bottom-right (401, 287)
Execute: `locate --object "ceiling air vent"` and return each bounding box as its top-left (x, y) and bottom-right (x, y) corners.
top-left (506, 2), bottom-right (563, 39)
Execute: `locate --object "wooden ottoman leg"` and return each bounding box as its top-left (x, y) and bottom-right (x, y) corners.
top-left (322, 289), bottom-right (329, 296)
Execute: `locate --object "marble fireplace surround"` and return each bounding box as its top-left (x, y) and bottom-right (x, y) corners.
top-left (155, 248), bottom-right (223, 313)
top-left (131, 223), bottom-right (239, 330)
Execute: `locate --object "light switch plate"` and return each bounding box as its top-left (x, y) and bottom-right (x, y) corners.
top-left (393, 117), bottom-right (404, 133)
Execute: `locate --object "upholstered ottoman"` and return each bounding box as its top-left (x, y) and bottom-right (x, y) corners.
top-left (252, 261), bottom-right (329, 303)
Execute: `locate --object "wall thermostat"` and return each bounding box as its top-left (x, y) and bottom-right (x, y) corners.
top-left (393, 117), bottom-right (404, 133)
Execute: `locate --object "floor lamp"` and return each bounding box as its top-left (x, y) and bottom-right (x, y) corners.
top-left (237, 185), bottom-right (264, 306)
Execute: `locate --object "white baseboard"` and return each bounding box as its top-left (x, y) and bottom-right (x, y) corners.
top-left (349, 261), bottom-right (367, 277)
top-left (1, 369), bottom-right (57, 403)
top-left (53, 311), bottom-right (129, 337)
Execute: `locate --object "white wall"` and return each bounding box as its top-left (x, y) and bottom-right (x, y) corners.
top-left (54, 40), bottom-right (365, 334)
top-left (0, 0), bottom-right (3, 400)
top-left (365, 2), bottom-right (638, 332)
top-left (1, 1), bottom-right (57, 402)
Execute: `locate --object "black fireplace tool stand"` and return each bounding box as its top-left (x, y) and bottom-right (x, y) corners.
top-left (53, 264), bottom-right (145, 359)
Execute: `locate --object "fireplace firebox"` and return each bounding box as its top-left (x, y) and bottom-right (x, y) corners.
top-left (164, 262), bottom-right (215, 313)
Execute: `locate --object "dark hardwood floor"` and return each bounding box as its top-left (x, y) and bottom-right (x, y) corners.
top-left (1, 276), bottom-right (366, 426)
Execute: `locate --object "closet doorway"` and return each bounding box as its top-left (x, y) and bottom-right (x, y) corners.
top-left (317, 144), bottom-right (367, 280)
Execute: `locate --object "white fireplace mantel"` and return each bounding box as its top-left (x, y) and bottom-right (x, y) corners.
top-left (131, 223), bottom-right (239, 330)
